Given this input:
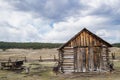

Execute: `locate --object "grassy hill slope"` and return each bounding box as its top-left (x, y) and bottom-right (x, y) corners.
top-left (112, 43), bottom-right (120, 47)
top-left (0, 42), bottom-right (63, 50)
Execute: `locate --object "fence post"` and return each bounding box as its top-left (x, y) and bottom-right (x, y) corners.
top-left (112, 53), bottom-right (115, 60)
top-left (39, 56), bottom-right (42, 62)
top-left (54, 55), bottom-right (56, 61)
top-left (25, 56), bottom-right (27, 62)
top-left (8, 57), bottom-right (11, 62)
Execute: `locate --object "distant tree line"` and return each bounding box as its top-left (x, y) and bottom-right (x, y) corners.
top-left (112, 43), bottom-right (120, 47)
top-left (0, 42), bottom-right (119, 51)
top-left (0, 42), bottom-right (63, 50)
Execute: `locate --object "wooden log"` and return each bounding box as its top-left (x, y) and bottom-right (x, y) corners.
top-left (84, 31), bottom-right (86, 46)
top-left (99, 47), bottom-right (103, 71)
top-left (54, 55), bottom-right (56, 61)
top-left (86, 47), bottom-right (89, 71)
top-left (83, 32), bottom-right (85, 46)
top-left (97, 48), bottom-right (101, 71)
top-left (76, 48), bottom-right (79, 72)
top-left (90, 35), bottom-right (92, 46)
top-left (89, 47), bottom-right (94, 71)
top-left (73, 47), bottom-right (77, 72)
top-left (86, 32), bottom-right (88, 46)
top-left (64, 47), bottom-right (74, 49)
top-left (79, 34), bottom-right (81, 46)
top-left (88, 47), bottom-right (90, 71)
top-left (81, 48), bottom-right (86, 72)
top-left (25, 57), bottom-right (27, 62)
top-left (81, 32), bottom-right (83, 46)
top-left (79, 48), bottom-right (83, 72)
top-left (75, 48), bottom-right (79, 72)
top-left (88, 34), bottom-right (90, 46)
top-left (93, 47), bottom-right (97, 71)
top-left (112, 53), bottom-right (115, 60)
top-left (39, 56), bottom-right (42, 62)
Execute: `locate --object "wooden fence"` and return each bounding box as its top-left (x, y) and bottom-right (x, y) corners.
top-left (39, 55), bottom-right (58, 62)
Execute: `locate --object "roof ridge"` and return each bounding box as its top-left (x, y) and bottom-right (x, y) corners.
top-left (58, 28), bottom-right (112, 50)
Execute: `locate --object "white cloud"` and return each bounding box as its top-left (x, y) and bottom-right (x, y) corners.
top-left (80, 0), bottom-right (120, 9)
top-left (0, 0), bottom-right (119, 43)
top-left (0, 0), bottom-right (52, 42)
top-left (96, 29), bottom-right (120, 43)
top-left (0, 0), bottom-right (14, 10)
top-left (42, 16), bottom-right (109, 43)
top-left (112, 30), bottom-right (120, 43)
top-left (96, 29), bottom-right (111, 38)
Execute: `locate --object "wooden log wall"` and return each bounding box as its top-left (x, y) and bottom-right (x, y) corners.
top-left (59, 46), bottom-right (109, 72)
top-left (66, 30), bottom-right (107, 47)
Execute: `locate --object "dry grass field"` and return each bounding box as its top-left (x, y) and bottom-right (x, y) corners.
top-left (0, 48), bottom-right (58, 61)
top-left (0, 47), bottom-right (120, 80)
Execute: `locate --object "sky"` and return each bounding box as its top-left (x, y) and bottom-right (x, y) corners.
top-left (0, 0), bottom-right (120, 43)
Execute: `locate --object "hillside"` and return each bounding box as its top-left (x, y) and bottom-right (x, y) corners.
top-left (112, 43), bottom-right (120, 47)
top-left (0, 42), bottom-right (119, 50)
top-left (0, 42), bottom-right (63, 50)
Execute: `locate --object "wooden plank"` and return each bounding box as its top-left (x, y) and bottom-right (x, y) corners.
top-left (90, 35), bottom-right (92, 46)
top-left (81, 32), bottom-right (83, 46)
top-left (63, 59), bottom-right (74, 62)
top-left (86, 47), bottom-right (89, 71)
top-left (62, 68), bottom-right (74, 70)
top-left (74, 39), bottom-right (76, 47)
top-left (76, 48), bottom-right (78, 72)
top-left (73, 47), bottom-right (77, 72)
top-left (83, 32), bottom-right (85, 46)
top-left (81, 48), bottom-right (86, 72)
top-left (79, 34), bottom-right (81, 46)
top-left (64, 53), bottom-right (74, 55)
top-left (96, 48), bottom-right (100, 71)
top-left (58, 50), bottom-right (61, 62)
top-left (89, 47), bottom-right (94, 71)
top-left (106, 47), bottom-right (109, 63)
top-left (77, 48), bottom-right (81, 72)
top-left (77, 37), bottom-right (79, 47)
top-left (63, 61), bottom-right (73, 63)
top-left (93, 47), bottom-right (97, 71)
top-left (79, 48), bottom-right (82, 72)
top-left (88, 47), bottom-right (90, 71)
top-left (63, 58), bottom-right (74, 59)
top-left (99, 47), bottom-right (103, 71)
top-left (62, 66), bottom-right (74, 68)
top-left (76, 48), bottom-right (79, 72)
top-left (86, 32), bottom-right (88, 46)
top-left (63, 64), bottom-right (74, 66)
top-left (63, 50), bottom-right (74, 52)
top-left (88, 34), bottom-right (90, 46)
top-left (84, 31), bottom-right (87, 46)
top-left (63, 47), bottom-right (74, 50)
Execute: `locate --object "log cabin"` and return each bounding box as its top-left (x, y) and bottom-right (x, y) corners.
top-left (58, 28), bottom-right (112, 73)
